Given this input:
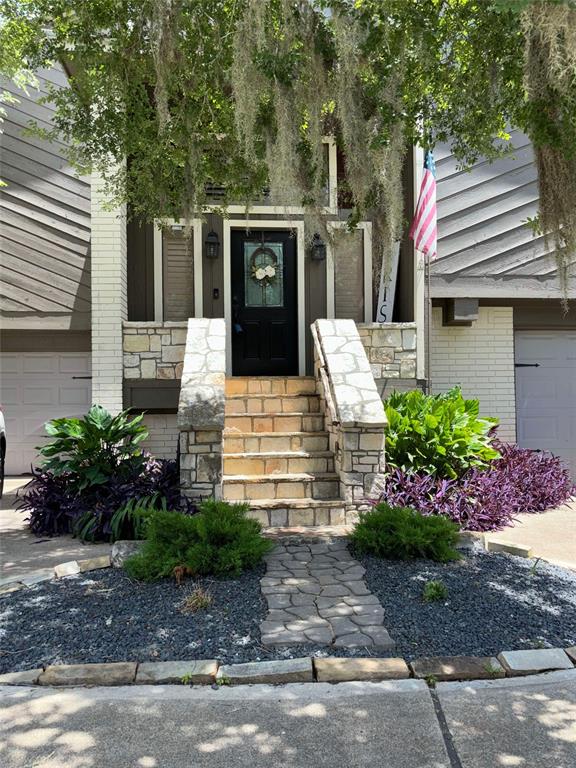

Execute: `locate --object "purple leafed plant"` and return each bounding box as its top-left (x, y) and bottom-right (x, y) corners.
top-left (19, 455), bottom-right (195, 541)
top-left (381, 441), bottom-right (574, 532)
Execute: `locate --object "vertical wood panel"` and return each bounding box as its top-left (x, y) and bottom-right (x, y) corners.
top-left (334, 230), bottom-right (364, 323)
top-left (162, 231), bottom-right (194, 321)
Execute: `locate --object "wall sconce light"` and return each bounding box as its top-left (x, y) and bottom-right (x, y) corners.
top-left (205, 229), bottom-right (220, 259)
top-left (170, 222), bottom-right (184, 234)
top-left (311, 232), bottom-right (327, 261)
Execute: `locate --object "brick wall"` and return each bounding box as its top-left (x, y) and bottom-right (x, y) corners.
top-left (429, 306), bottom-right (516, 441)
top-left (123, 322), bottom-right (187, 379)
top-left (142, 414), bottom-right (179, 460)
top-left (90, 172), bottom-right (127, 414)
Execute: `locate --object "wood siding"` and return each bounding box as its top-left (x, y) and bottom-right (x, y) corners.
top-left (162, 230), bottom-right (194, 321)
top-left (334, 229), bottom-right (364, 322)
top-left (432, 129), bottom-right (576, 298)
top-left (0, 66), bottom-right (91, 328)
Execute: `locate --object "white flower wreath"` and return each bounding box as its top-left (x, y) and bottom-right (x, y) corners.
top-left (252, 262), bottom-right (277, 286)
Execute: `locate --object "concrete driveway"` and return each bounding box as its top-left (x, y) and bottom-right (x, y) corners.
top-left (0, 672), bottom-right (575, 767)
top-left (485, 499), bottom-right (576, 570)
top-left (0, 478), bottom-right (111, 581)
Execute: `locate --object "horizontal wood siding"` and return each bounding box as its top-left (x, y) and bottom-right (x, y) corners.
top-left (163, 231), bottom-right (194, 321)
top-left (0, 66), bottom-right (91, 328)
top-left (432, 129), bottom-right (576, 297)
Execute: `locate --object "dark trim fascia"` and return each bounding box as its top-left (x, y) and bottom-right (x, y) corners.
top-left (123, 379), bottom-right (180, 413)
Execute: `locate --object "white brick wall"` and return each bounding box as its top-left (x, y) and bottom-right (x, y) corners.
top-left (90, 172), bottom-right (127, 414)
top-left (142, 414), bottom-right (179, 460)
top-left (430, 307), bottom-right (516, 441)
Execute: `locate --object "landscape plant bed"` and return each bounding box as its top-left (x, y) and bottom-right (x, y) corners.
top-left (1, 550), bottom-right (575, 674)
top-left (357, 549), bottom-right (576, 660)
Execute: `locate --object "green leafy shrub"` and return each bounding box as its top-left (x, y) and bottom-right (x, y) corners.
top-left (351, 503), bottom-right (461, 563)
top-left (384, 387), bottom-right (500, 479)
top-left (422, 580), bottom-right (448, 602)
top-left (39, 405), bottom-right (148, 491)
top-left (109, 495), bottom-right (168, 542)
top-left (124, 499), bottom-right (273, 580)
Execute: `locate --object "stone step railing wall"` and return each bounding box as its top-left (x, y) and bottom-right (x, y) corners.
top-left (177, 318), bottom-right (226, 500)
top-left (312, 319), bottom-right (387, 523)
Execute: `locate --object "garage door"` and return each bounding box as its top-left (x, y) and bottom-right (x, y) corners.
top-left (515, 331), bottom-right (576, 477)
top-left (0, 353), bottom-right (92, 475)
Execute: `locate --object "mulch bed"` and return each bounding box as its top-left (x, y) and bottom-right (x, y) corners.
top-left (1, 549), bottom-right (575, 673)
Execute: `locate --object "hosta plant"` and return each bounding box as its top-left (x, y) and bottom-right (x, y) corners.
top-left (384, 387), bottom-right (500, 479)
top-left (39, 405), bottom-right (148, 491)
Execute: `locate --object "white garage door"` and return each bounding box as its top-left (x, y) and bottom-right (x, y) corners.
top-left (0, 353), bottom-right (92, 475)
top-left (515, 331), bottom-right (576, 477)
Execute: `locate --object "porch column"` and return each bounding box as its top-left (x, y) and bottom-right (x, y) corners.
top-left (90, 171), bottom-right (127, 413)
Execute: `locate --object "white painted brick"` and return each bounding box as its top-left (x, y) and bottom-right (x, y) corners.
top-left (90, 171), bottom-right (127, 414)
top-left (142, 414), bottom-right (179, 460)
top-left (429, 307), bottom-right (516, 441)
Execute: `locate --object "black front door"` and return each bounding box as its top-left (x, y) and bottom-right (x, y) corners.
top-left (231, 229), bottom-right (298, 376)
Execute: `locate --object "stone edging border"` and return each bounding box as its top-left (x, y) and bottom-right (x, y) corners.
top-left (1, 648), bottom-right (575, 689)
top-left (0, 556), bottom-right (112, 595)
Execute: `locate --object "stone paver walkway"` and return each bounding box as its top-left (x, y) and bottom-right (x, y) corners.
top-left (260, 537), bottom-right (394, 648)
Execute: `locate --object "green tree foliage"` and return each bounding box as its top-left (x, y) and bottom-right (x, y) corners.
top-left (1, 1), bottom-right (574, 285)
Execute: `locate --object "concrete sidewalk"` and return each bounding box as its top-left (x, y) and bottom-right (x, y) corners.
top-left (1, 672), bottom-right (575, 767)
top-left (485, 499), bottom-right (576, 570)
top-left (0, 478), bottom-right (111, 581)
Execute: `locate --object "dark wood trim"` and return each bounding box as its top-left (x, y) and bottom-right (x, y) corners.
top-left (127, 217), bottom-right (155, 321)
top-left (123, 379), bottom-right (180, 413)
top-left (0, 329), bottom-right (91, 352)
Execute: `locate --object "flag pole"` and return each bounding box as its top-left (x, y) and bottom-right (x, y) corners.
top-left (425, 253), bottom-right (432, 395)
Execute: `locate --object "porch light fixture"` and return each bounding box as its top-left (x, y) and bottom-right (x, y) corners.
top-left (170, 222), bottom-right (184, 233)
top-left (205, 229), bottom-right (220, 259)
top-left (310, 232), bottom-right (327, 261)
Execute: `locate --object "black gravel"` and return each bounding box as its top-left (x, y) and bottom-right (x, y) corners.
top-left (357, 548), bottom-right (576, 660)
top-left (0, 565), bottom-right (360, 672)
top-left (1, 549), bottom-right (575, 673)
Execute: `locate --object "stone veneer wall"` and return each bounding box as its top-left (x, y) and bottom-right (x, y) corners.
top-left (357, 322), bottom-right (418, 397)
top-left (123, 322), bottom-right (187, 379)
top-left (312, 319), bottom-right (387, 523)
top-left (178, 318), bottom-right (226, 500)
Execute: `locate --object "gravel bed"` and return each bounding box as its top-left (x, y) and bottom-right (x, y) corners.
top-left (357, 548), bottom-right (576, 660)
top-left (0, 566), bottom-right (363, 673)
top-left (1, 549), bottom-right (575, 673)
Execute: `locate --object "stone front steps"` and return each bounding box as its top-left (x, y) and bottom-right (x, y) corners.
top-left (223, 473), bottom-right (340, 501)
top-left (223, 377), bottom-right (346, 527)
top-left (225, 413), bottom-right (325, 433)
top-left (223, 452), bottom-right (335, 475)
top-left (223, 432), bottom-right (330, 453)
top-left (225, 394), bottom-right (320, 415)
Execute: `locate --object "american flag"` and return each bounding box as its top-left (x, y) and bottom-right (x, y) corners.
top-left (409, 150), bottom-right (437, 259)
